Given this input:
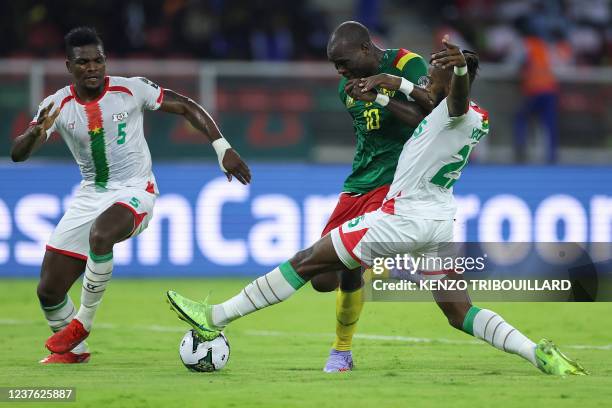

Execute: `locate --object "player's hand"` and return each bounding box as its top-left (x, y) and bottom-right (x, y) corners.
top-left (34, 102), bottom-right (60, 137)
top-left (222, 148), bottom-right (251, 185)
top-left (344, 79), bottom-right (359, 96)
top-left (430, 35), bottom-right (466, 69)
top-left (358, 74), bottom-right (401, 93)
top-left (345, 79), bottom-right (376, 102)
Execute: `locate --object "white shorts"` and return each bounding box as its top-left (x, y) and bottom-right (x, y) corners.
top-left (330, 209), bottom-right (455, 279)
top-left (46, 184), bottom-right (156, 260)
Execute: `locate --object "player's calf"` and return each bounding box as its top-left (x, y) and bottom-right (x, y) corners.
top-left (436, 300), bottom-right (472, 330)
top-left (71, 203), bottom-right (133, 333)
top-left (37, 282), bottom-right (67, 308)
top-left (311, 271), bottom-right (339, 292)
top-left (168, 234), bottom-right (349, 332)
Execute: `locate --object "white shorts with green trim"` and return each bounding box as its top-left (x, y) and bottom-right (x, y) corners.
top-left (330, 209), bottom-right (455, 279)
top-left (46, 184), bottom-right (156, 260)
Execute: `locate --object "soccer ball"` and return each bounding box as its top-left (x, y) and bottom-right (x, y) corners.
top-left (178, 330), bottom-right (230, 372)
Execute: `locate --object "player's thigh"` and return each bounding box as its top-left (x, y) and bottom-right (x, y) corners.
top-left (112, 188), bottom-right (156, 239)
top-left (90, 188), bottom-right (157, 245)
top-left (48, 188), bottom-right (100, 260)
top-left (432, 274), bottom-right (472, 329)
top-left (291, 234), bottom-right (351, 281)
top-left (330, 211), bottom-right (422, 270)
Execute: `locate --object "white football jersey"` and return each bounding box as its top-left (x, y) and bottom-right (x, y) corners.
top-left (381, 98), bottom-right (489, 220)
top-left (31, 76), bottom-right (163, 191)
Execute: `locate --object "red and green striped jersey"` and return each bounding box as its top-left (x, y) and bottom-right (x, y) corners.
top-left (31, 76), bottom-right (164, 190)
top-left (339, 48), bottom-right (428, 194)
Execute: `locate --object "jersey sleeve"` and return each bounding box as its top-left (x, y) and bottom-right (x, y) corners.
top-left (397, 52), bottom-right (428, 85)
top-left (31, 94), bottom-right (60, 140)
top-left (131, 77), bottom-right (164, 111)
top-left (438, 97), bottom-right (479, 129)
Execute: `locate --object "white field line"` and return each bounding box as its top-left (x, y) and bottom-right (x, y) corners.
top-left (1, 318), bottom-right (611, 351)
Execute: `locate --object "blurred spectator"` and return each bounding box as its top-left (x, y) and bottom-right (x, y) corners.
top-left (439, 0), bottom-right (611, 67)
top-left (434, 5), bottom-right (474, 51)
top-left (0, 0), bottom-right (329, 61)
top-left (512, 17), bottom-right (561, 163)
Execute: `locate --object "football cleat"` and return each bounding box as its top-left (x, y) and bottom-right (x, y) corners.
top-left (323, 349), bottom-right (354, 373)
top-left (535, 339), bottom-right (589, 376)
top-left (39, 352), bottom-right (90, 364)
top-left (45, 319), bottom-right (90, 354)
top-left (166, 290), bottom-right (221, 341)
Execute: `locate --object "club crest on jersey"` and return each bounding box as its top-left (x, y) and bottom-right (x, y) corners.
top-left (68, 122), bottom-right (75, 130)
top-left (417, 76), bottom-right (429, 88)
top-left (112, 111), bottom-right (129, 122)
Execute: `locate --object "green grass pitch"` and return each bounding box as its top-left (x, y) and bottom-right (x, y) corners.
top-left (1, 278), bottom-right (611, 408)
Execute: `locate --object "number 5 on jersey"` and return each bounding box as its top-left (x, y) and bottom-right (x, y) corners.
top-left (117, 123), bottom-right (127, 145)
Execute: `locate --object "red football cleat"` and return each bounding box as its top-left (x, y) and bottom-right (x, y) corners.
top-left (45, 319), bottom-right (90, 354)
top-left (39, 352), bottom-right (91, 364)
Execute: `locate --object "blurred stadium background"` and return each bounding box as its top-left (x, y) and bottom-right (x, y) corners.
top-left (0, 0), bottom-right (610, 277)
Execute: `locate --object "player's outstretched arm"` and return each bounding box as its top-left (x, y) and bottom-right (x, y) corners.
top-left (160, 89), bottom-right (251, 185)
top-left (345, 79), bottom-right (429, 128)
top-left (11, 102), bottom-right (59, 162)
top-left (431, 35), bottom-right (469, 117)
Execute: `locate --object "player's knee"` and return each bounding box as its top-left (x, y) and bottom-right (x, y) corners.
top-left (288, 248), bottom-right (310, 275)
top-left (288, 247), bottom-right (321, 281)
top-left (311, 273), bottom-right (339, 292)
top-left (36, 281), bottom-right (64, 306)
top-left (88, 225), bottom-right (114, 253)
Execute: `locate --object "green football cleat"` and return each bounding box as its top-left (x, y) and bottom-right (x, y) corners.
top-left (166, 290), bottom-right (221, 341)
top-left (535, 339), bottom-right (589, 376)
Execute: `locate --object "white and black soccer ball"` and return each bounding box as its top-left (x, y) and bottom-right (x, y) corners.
top-left (179, 330), bottom-right (230, 372)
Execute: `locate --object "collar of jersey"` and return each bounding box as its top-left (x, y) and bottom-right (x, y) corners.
top-left (70, 76), bottom-right (110, 105)
top-left (377, 49), bottom-right (392, 71)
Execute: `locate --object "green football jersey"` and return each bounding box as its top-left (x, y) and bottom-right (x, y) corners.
top-left (339, 48), bottom-right (428, 194)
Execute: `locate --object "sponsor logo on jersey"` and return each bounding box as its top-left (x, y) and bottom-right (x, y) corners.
top-left (112, 111), bottom-right (129, 122)
top-left (379, 88), bottom-right (396, 97)
top-left (346, 95), bottom-right (355, 108)
top-left (470, 127), bottom-right (487, 142)
top-left (139, 77), bottom-right (159, 89)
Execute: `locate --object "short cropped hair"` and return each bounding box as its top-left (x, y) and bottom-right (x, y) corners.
top-left (64, 27), bottom-right (103, 58)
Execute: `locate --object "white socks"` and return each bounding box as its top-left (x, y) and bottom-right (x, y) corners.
top-left (211, 261), bottom-right (306, 328)
top-left (75, 251), bottom-right (113, 331)
top-left (41, 295), bottom-right (88, 354)
top-left (463, 306), bottom-right (537, 366)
